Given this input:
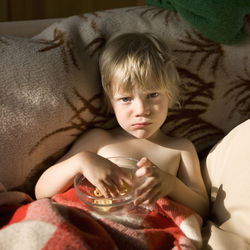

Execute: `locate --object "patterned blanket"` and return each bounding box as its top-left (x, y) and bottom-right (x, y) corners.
top-left (0, 187), bottom-right (202, 250)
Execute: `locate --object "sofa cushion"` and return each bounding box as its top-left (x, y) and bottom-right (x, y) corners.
top-left (203, 119), bottom-right (250, 243)
top-left (0, 32), bottom-right (110, 194)
top-left (0, 6), bottom-right (249, 195)
top-left (202, 221), bottom-right (250, 250)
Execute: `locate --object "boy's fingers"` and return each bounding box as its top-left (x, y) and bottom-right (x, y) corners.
top-left (145, 190), bottom-right (161, 204)
top-left (136, 157), bottom-right (151, 168)
top-left (110, 173), bottom-right (123, 189)
top-left (106, 180), bottom-right (120, 197)
top-left (135, 177), bottom-right (156, 196)
top-left (120, 170), bottom-right (134, 186)
top-left (98, 183), bottom-right (110, 198)
top-left (136, 165), bottom-right (156, 177)
top-left (136, 157), bottom-right (147, 167)
top-left (99, 178), bottom-right (120, 197)
top-left (135, 167), bottom-right (145, 177)
top-left (111, 162), bottom-right (134, 185)
top-left (134, 185), bottom-right (160, 206)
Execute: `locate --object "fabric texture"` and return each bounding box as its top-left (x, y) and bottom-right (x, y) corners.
top-left (0, 187), bottom-right (202, 250)
top-left (202, 119), bottom-right (250, 247)
top-left (202, 221), bottom-right (250, 250)
top-left (0, 6), bottom-right (249, 197)
top-left (146, 0), bottom-right (250, 44)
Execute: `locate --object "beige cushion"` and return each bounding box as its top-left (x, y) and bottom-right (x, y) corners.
top-left (202, 221), bottom-right (250, 250)
top-left (203, 119), bottom-right (250, 243)
top-left (0, 6), bottom-right (249, 194)
top-left (0, 28), bottom-right (104, 193)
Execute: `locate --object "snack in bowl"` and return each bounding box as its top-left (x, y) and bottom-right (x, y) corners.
top-left (93, 181), bottom-right (132, 198)
top-left (74, 157), bottom-right (142, 214)
top-left (93, 198), bottom-right (113, 212)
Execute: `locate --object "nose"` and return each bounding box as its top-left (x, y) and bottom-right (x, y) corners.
top-left (134, 98), bottom-right (150, 116)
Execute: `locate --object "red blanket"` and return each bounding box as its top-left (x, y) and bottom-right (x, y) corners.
top-left (0, 188), bottom-right (202, 249)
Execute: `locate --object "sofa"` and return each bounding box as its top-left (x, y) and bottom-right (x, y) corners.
top-left (0, 6), bottom-right (249, 249)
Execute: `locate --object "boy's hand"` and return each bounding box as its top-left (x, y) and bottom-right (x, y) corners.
top-left (134, 157), bottom-right (175, 206)
top-left (79, 152), bottom-right (133, 198)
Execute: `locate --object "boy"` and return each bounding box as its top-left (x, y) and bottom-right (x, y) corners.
top-left (35, 33), bottom-right (209, 218)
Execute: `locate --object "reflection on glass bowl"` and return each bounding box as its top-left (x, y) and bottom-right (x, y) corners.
top-left (74, 157), bottom-right (142, 214)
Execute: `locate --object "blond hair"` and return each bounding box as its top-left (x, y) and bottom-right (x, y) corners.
top-left (99, 32), bottom-right (180, 111)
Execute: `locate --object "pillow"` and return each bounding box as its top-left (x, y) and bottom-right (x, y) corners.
top-left (0, 6), bottom-right (249, 195)
top-left (203, 119), bottom-right (250, 242)
top-left (0, 29), bottom-right (107, 194)
top-left (202, 221), bottom-right (250, 249)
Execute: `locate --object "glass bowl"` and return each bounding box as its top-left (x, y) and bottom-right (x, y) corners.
top-left (74, 156), bottom-right (141, 214)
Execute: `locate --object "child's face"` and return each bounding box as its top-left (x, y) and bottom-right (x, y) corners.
top-left (110, 85), bottom-right (169, 140)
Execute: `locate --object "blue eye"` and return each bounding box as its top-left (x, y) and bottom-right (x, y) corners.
top-left (120, 97), bottom-right (131, 102)
top-left (148, 92), bottom-right (159, 98)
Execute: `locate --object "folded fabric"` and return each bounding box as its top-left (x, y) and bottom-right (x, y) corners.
top-left (0, 187), bottom-right (202, 249)
top-left (146, 0), bottom-right (250, 44)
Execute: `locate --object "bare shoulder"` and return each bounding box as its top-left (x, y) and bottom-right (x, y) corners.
top-left (61, 128), bottom-right (113, 159)
top-left (170, 137), bottom-right (199, 164)
top-left (164, 136), bottom-right (196, 153)
top-left (78, 127), bottom-right (112, 140)
top-left (75, 128), bottom-right (113, 148)
top-left (176, 137), bottom-right (195, 151)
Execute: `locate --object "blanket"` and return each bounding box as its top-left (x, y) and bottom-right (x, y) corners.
top-left (0, 187), bottom-right (202, 250)
top-left (146, 0), bottom-right (250, 44)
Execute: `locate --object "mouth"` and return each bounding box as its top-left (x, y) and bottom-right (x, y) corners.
top-left (132, 122), bottom-right (152, 128)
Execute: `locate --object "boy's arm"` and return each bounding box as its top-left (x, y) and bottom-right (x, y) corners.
top-left (173, 138), bottom-right (209, 218)
top-left (134, 139), bottom-right (209, 218)
top-left (35, 152), bottom-right (83, 199)
top-left (35, 129), bottom-right (131, 199)
top-left (35, 128), bottom-right (103, 199)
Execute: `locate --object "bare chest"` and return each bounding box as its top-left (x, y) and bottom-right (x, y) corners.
top-left (97, 140), bottom-right (181, 175)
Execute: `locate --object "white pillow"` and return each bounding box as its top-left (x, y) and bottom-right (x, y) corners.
top-left (203, 119), bottom-right (250, 242)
